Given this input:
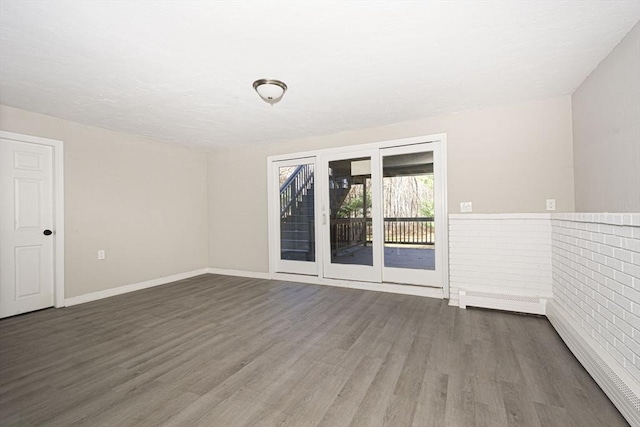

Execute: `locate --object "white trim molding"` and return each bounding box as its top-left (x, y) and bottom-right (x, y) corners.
top-left (64, 268), bottom-right (209, 306)
top-left (206, 267), bottom-right (271, 280)
top-left (0, 130), bottom-right (65, 308)
top-left (547, 301), bottom-right (640, 426)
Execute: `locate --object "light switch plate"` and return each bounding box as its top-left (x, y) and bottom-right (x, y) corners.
top-left (97, 250), bottom-right (106, 260)
top-left (546, 199), bottom-right (556, 211)
top-left (460, 202), bottom-right (473, 213)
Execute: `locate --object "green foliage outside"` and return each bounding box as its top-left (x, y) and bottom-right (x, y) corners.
top-left (337, 190), bottom-right (371, 218)
top-left (335, 174), bottom-right (434, 218)
top-left (419, 175), bottom-right (434, 217)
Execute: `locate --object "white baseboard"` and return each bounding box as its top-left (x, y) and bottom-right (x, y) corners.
top-left (64, 268), bottom-right (210, 307)
top-left (458, 290), bottom-right (547, 315)
top-left (546, 301), bottom-right (640, 426)
top-left (206, 267), bottom-right (271, 280)
top-left (63, 266), bottom-right (444, 308)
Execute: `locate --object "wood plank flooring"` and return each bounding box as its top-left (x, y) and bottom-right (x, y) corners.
top-left (0, 274), bottom-right (629, 426)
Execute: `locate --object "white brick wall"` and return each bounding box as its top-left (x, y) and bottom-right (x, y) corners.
top-left (448, 214), bottom-right (553, 307)
top-left (551, 213), bottom-right (640, 379)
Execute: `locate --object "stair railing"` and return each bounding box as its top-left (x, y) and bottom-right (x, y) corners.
top-left (280, 164), bottom-right (314, 218)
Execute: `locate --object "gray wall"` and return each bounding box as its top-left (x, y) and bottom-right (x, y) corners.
top-left (209, 96), bottom-right (575, 272)
top-left (572, 22), bottom-right (640, 212)
top-left (0, 105), bottom-right (210, 298)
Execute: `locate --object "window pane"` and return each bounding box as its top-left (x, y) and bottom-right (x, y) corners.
top-left (328, 157), bottom-right (373, 266)
top-left (279, 164), bottom-right (315, 262)
top-left (382, 152), bottom-right (435, 270)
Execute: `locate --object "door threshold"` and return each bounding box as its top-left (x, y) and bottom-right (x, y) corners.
top-left (271, 272), bottom-right (446, 299)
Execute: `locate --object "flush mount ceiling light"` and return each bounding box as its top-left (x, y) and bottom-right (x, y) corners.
top-left (253, 79), bottom-right (287, 105)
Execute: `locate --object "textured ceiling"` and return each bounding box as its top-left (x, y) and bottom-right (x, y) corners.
top-left (1, 1), bottom-right (638, 150)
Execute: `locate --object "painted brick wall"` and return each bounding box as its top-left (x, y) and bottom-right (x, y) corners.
top-left (448, 214), bottom-right (553, 307)
top-left (551, 213), bottom-right (640, 376)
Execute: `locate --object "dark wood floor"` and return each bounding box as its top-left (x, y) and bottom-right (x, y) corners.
top-left (0, 274), bottom-right (628, 427)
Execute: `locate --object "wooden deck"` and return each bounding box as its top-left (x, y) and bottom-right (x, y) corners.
top-left (0, 274), bottom-right (627, 426)
top-left (333, 246), bottom-right (436, 270)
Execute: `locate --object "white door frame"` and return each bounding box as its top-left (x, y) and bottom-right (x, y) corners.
top-left (320, 148), bottom-right (382, 283)
top-left (379, 142), bottom-right (444, 287)
top-left (269, 156), bottom-right (319, 276)
top-left (267, 133), bottom-right (449, 299)
top-left (0, 130), bottom-right (65, 308)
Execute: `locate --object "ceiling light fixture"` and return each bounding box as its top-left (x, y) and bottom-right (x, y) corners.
top-left (253, 79), bottom-right (287, 105)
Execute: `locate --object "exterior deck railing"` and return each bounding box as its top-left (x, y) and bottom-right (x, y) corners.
top-left (381, 217), bottom-right (435, 245)
top-left (331, 217), bottom-right (434, 254)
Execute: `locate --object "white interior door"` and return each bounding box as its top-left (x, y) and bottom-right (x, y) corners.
top-left (0, 138), bottom-right (55, 318)
top-left (321, 149), bottom-right (382, 283)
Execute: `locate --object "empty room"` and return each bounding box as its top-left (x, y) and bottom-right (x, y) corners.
top-left (0, 1), bottom-right (639, 426)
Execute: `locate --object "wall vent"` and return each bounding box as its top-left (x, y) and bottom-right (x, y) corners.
top-left (458, 290), bottom-right (547, 315)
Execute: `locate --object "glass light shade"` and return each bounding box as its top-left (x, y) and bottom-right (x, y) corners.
top-left (256, 84), bottom-right (284, 101)
top-left (253, 79), bottom-right (287, 105)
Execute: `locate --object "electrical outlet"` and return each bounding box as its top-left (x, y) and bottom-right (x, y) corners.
top-left (546, 199), bottom-right (556, 211)
top-left (97, 250), bottom-right (106, 260)
top-left (460, 202), bottom-right (473, 213)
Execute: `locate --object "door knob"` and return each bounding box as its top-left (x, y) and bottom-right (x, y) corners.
top-left (43, 229), bottom-right (53, 236)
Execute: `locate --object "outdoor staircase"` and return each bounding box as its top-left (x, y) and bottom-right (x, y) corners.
top-left (280, 165), bottom-right (355, 261)
top-left (280, 191), bottom-right (314, 260)
top-left (280, 165), bottom-right (315, 261)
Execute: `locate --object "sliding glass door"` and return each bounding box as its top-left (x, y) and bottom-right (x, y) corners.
top-left (268, 137), bottom-right (446, 290)
top-left (321, 149), bottom-right (381, 283)
top-left (380, 143), bottom-right (442, 286)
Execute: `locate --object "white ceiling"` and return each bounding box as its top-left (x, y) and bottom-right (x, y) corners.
top-left (1, 1), bottom-right (638, 150)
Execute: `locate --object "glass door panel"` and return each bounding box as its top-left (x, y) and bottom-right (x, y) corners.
top-left (329, 157), bottom-right (372, 266)
top-left (273, 157), bottom-right (317, 275)
top-left (322, 150), bottom-right (381, 283)
top-left (382, 151), bottom-right (434, 270)
top-left (381, 144), bottom-right (442, 287)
